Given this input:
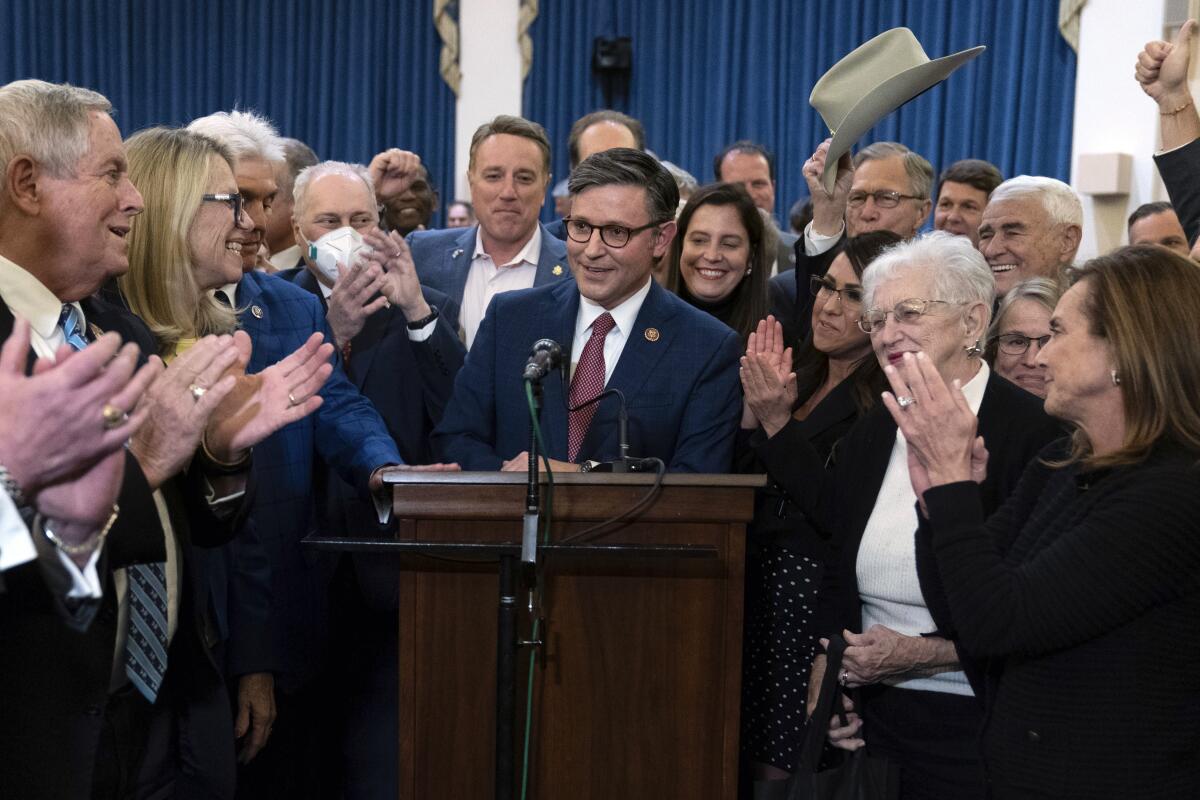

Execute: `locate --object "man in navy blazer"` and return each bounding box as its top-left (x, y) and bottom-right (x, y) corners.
top-left (434, 148), bottom-right (742, 474)
top-left (189, 110), bottom-right (402, 799)
top-left (406, 115), bottom-right (570, 348)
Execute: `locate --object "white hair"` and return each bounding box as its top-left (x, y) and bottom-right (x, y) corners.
top-left (0, 79), bottom-right (112, 178)
top-left (989, 175), bottom-right (1082, 228)
top-left (863, 230), bottom-right (996, 330)
top-left (186, 109), bottom-right (284, 163)
top-left (292, 160), bottom-right (376, 221)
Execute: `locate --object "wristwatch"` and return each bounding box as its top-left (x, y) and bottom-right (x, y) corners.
top-left (406, 305), bottom-right (439, 330)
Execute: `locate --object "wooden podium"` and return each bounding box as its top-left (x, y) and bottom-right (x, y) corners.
top-left (313, 471), bottom-right (760, 799)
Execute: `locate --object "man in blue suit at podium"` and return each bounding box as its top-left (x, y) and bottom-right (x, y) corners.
top-left (433, 148), bottom-right (742, 474)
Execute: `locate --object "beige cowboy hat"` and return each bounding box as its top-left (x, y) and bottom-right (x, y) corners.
top-left (810, 28), bottom-right (985, 194)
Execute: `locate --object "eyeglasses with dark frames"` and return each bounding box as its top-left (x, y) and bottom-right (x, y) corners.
top-left (992, 332), bottom-right (1051, 356)
top-left (846, 190), bottom-right (923, 209)
top-left (202, 193), bottom-right (244, 224)
top-left (857, 298), bottom-right (959, 333)
top-left (809, 275), bottom-right (864, 305)
top-left (562, 217), bottom-right (666, 248)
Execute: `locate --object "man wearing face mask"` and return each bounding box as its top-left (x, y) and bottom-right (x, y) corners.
top-left (282, 160), bottom-right (464, 464)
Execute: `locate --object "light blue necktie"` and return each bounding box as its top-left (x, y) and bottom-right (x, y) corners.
top-left (60, 304), bottom-right (169, 703)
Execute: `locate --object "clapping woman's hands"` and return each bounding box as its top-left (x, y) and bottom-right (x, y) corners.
top-left (881, 352), bottom-right (984, 508)
top-left (739, 315), bottom-right (796, 436)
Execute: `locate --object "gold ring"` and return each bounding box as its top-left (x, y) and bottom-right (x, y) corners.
top-left (101, 403), bottom-right (126, 430)
top-left (288, 392), bottom-right (299, 407)
top-left (189, 384), bottom-right (207, 402)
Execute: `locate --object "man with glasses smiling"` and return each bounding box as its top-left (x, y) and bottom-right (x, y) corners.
top-left (434, 148), bottom-right (743, 473)
top-left (778, 140), bottom-right (935, 346)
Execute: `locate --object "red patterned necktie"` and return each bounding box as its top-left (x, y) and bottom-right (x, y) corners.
top-left (567, 312), bottom-right (616, 462)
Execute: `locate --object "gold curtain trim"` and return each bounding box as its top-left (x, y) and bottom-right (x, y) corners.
top-left (434, 0), bottom-right (462, 96)
top-left (1058, 0), bottom-right (1087, 53)
top-left (518, 0), bottom-right (539, 81)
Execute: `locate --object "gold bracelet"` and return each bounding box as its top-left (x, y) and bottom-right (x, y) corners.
top-left (200, 434), bottom-right (252, 471)
top-left (1161, 98), bottom-right (1194, 115)
top-left (42, 504), bottom-right (120, 556)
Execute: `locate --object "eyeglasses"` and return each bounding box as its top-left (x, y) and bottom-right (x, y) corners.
top-left (993, 333), bottom-right (1051, 356)
top-left (846, 190), bottom-right (923, 209)
top-left (810, 275), bottom-right (864, 305)
top-left (202, 193), bottom-right (244, 224)
top-left (563, 217), bottom-right (666, 248)
top-left (857, 298), bottom-right (957, 333)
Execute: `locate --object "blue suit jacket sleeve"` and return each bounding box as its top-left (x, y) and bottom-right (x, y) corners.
top-left (224, 515), bottom-right (281, 676)
top-left (666, 328), bottom-right (743, 473)
top-left (431, 295), bottom-right (504, 470)
top-left (311, 303), bottom-right (403, 484)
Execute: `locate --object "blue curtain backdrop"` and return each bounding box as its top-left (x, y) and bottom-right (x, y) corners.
top-left (0, 0), bottom-right (457, 225)
top-left (525, 0), bottom-right (1076, 223)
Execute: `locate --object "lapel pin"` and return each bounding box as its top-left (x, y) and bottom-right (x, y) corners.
top-left (552, 264), bottom-right (563, 276)
top-left (251, 305), bottom-right (264, 319)
top-left (452, 248), bottom-right (464, 259)
top-left (644, 327), bottom-right (660, 342)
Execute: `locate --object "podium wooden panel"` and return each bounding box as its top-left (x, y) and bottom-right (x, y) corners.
top-left (384, 472), bottom-right (759, 800)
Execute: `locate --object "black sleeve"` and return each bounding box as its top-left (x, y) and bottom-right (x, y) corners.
top-left (1154, 137), bottom-right (1200, 246)
top-left (923, 460), bottom-right (1200, 659)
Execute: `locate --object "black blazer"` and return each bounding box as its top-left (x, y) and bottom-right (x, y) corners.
top-left (739, 378), bottom-right (863, 563)
top-left (760, 370), bottom-right (1061, 648)
top-left (917, 441), bottom-right (1200, 798)
top-left (1154, 137), bottom-right (1200, 246)
top-left (0, 295), bottom-right (243, 799)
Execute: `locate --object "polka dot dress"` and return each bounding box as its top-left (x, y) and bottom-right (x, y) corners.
top-left (741, 542), bottom-right (824, 772)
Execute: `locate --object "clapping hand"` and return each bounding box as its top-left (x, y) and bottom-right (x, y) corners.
top-left (739, 315), bottom-right (796, 436)
top-left (204, 331), bottom-right (333, 462)
top-left (881, 352), bottom-right (983, 509)
top-left (326, 258), bottom-right (388, 348)
top-left (360, 228), bottom-right (431, 322)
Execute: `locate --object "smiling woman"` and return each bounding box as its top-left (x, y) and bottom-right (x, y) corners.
top-left (665, 182), bottom-right (771, 341)
top-left (119, 127), bottom-right (250, 357)
top-left (888, 245), bottom-right (1200, 798)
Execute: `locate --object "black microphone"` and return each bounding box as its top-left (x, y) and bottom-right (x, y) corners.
top-left (522, 338), bottom-right (563, 381)
top-left (571, 388), bottom-right (656, 473)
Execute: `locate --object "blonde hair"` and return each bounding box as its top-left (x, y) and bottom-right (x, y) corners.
top-left (120, 127), bottom-right (239, 354)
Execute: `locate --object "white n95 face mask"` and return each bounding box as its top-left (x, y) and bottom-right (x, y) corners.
top-left (306, 226), bottom-right (370, 284)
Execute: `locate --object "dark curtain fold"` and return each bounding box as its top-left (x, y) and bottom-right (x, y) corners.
top-left (1, 0), bottom-right (457, 226)
top-left (525, 0), bottom-right (1076, 224)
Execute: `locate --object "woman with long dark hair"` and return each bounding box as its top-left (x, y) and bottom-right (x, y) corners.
top-left (738, 230), bottom-right (900, 784)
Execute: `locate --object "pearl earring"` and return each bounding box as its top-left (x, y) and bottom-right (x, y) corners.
top-left (1111, 369), bottom-right (1121, 386)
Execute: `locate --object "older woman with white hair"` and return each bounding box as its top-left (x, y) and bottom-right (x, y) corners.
top-left (744, 232), bottom-right (1060, 798)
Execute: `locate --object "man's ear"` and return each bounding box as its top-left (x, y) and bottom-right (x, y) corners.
top-left (5, 155), bottom-right (43, 216)
top-left (1058, 223), bottom-right (1083, 265)
top-left (652, 220), bottom-right (678, 259)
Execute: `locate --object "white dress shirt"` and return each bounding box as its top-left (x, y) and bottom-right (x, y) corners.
top-left (0, 254), bottom-right (101, 596)
top-left (268, 244), bottom-right (303, 272)
top-left (461, 227), bottom-right (542, 349)
top-left (569, 278), bottom-right (653, 385)
top-left (803, 219), bottom-right (844, 257)
top-left (856, 361), bottom-right (989, 697)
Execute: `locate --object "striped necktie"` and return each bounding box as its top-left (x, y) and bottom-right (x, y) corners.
top-left (60, 304), bottom-right (169, 703)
